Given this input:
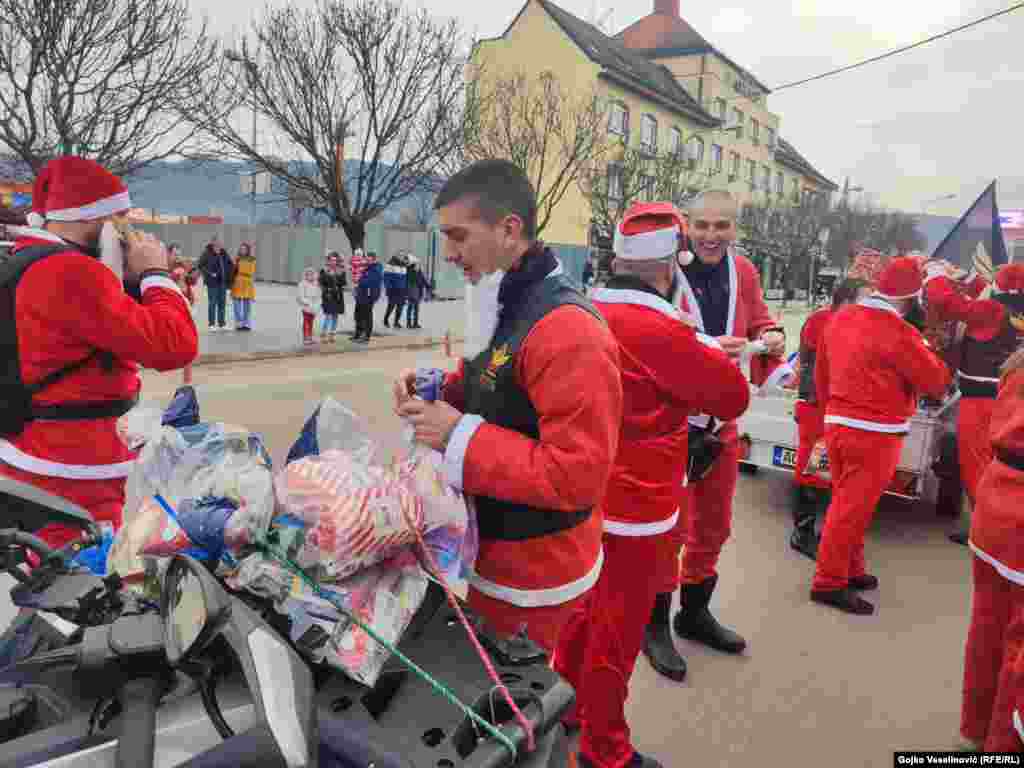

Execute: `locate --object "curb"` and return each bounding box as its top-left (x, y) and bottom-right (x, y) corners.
top-left (192, 334), bottom-right (465, 368)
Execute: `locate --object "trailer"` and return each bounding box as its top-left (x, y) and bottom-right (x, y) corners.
top-left (735, 385), bottom-right (963, 512)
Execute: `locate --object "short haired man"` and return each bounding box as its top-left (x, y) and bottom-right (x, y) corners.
top-left (812, 257), bottom-right (952, 614)
top-left (553, 202), bottom-right (750, 768)
top-left (394, 159), bottom-right (622, 653)
top-left (790, 278), bottom-right (872, 559)
top-left (643, 190), bottom-right (782, 681)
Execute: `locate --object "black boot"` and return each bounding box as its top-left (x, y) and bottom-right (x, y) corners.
top-left (579, 752), bottom-right (663, 768)
top-left (642, 593), bottom-right (687, 681)
top-left (673, 575), bottom-right (746, 654)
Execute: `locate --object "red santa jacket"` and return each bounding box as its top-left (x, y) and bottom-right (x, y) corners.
top-left (441, 291), bottom-right (621, 608)
top-left (796, 306), bottom-right (834, 404)
top-left (1, 232), bottom-right (198, 484)
top-left (816, 298), bottom-right (951, 433)
top-left (672, 247), bottom-right (784, 394)
top-left (591, 281), bottom-right (749, 536)
top-left (969, 368), bottom-right (1024, 584)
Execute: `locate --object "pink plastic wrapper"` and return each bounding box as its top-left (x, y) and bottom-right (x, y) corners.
top-left (277, 449), bottom-right (470, 582)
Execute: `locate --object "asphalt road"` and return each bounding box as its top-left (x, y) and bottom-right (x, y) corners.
top-left (2, 343), bottom-right (973, 766)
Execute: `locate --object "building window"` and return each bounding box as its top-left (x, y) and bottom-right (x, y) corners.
top-left (762, 164), bottom-right (772, 190)
top-left (711, 144), bottom-right (723, 173)
top-left (715, 98), bottom-right (726, 121)
top-left (730, 151), bottom-right (740, 178)
top-left (687, 136), bottom-right (704, 167)
top-left (643, 175), bottom-right (657, 202)
top-left (640, 114), bottom-right (658, 152)
top-left (791, 177), bottom-right (800, 202)
top-left (747, 159), bottom-right (757, 183)
top-left (776, 171), bottom-right (784, 195)
top-left (732, 108), bottom-right (744, 139)
top-left (751, 119), bottom-right (760, 145)
top-left (609, 102), bottom-right (629, 137)
top-left (766, 127), bottom-right (776, 151)
top-left (671, 127), bottom-right (683, 156)
top-left (608, 164), bottom-right (623, 199)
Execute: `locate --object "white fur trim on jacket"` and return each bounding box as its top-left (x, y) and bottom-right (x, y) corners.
top-left (591, 287), bottom-right (681, 320)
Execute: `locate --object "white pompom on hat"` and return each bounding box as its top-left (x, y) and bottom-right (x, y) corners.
top-left (27, 156), bottom-right (131, 228)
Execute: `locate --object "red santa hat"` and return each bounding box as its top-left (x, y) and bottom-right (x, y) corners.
top-left (875, 256), bottom-right (923, 301)
top-left (614, 201), bottom-right (692, 265)
top-left (25, 156), bottom-right (131, 229)
top-left (995, 263), bottom-right (1024, 293)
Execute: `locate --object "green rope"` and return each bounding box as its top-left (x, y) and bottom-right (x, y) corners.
top-left (254, 539), bottom-right (518, 761)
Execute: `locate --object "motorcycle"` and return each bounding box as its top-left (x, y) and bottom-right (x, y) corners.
top-left (0, 476), bottom-right (573, 767)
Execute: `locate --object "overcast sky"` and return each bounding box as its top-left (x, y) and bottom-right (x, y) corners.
top-left (190, 0), bottom-right (1024, 218)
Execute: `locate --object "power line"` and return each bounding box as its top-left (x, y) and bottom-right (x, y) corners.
top-left (772, 1), bottom-right (1024, 92)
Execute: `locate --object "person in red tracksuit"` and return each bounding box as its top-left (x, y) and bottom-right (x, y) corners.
top-left (643, 190), bottom-right (783, 681)
top-left (553, 203), bottom-right (749, 768)
top-left (923, 262), bottom-right (1024, 545)
top-left (961, 346), bottom-right (1024, 752)
top-left (395, 160), bottom-right (621, 654)
top-left (811, 257), bottom-right (952, 614)
top-left (789, 278), bottom-right (871, 560)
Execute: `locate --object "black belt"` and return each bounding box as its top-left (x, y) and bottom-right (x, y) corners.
top-left (32, 396), bottom-right (139, 421)
top-left (958, 378), bottom-right (998, 399)
top-left (997, 450), bottom-right (1024, 473)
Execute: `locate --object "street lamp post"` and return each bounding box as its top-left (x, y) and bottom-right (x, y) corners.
top-left (225, 49), bottom-right (259, 225)
top-left (921, 193), bottom-right (957, 213)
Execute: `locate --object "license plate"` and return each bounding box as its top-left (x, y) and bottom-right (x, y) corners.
top-left (772, 445), bottom-right (797, 469)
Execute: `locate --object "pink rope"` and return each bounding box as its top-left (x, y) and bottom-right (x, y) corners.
top-left (400, 494), bottom-right (536, 752)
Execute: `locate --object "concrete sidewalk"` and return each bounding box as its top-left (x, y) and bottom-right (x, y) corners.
top-left (191, 283), bottom-right (466, 366)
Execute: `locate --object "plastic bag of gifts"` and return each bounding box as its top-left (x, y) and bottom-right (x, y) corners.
top-left (274, 397), bottom-right (476, 583)
top-left (225, 547), bottom-right (429, 687)
top-left (107, 402), bottom-right (275, 580)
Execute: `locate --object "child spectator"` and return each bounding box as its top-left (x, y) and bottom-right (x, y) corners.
top-left (297, 267), bottom-right (322, 345)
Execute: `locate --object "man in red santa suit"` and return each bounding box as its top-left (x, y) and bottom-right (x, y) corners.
top-left (923, 260), bottom-right (1024, 545)
top-left (960, 345), bottom-right (1024, 752)
top-left (552, 202), bottom-right (750, 768)
top-left (811, 257), bottom-right (952, 614)
top-left (394, 159), bottom-right (622, 654)
top-left (789, 277), bottom-right (872, 560)
top-left (1, 156), bottom-right (197, 549)
top-left (642, 190), bottom-right (782, 681)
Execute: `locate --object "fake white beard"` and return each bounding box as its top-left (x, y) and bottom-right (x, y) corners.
top-left (98, 222), bottom-right (126, 282)
top-left (463, 269), bottom-right (505, 359)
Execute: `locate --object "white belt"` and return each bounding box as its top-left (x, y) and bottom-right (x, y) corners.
top-left (603, 508), bottom-right (678, 537)
top-left (969, 540), bottom-right (1024, 588)
top-left (468, 547), bottom-right (604, 608)
top-left (823, 415), bottom-right (910, 434)
top-left (0, 439), bottom-right (134, 480)
top-left (958, 370), bottom-right (999, 384)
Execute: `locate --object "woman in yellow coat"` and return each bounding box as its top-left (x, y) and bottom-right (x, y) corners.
top-left (231, 242), bottom-right (257, 331)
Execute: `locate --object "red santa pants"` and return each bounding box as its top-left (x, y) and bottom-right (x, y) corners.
top-left (812, 426), bottom-right (903, 592)
top-left (659, 423), bottom-right (739, 592)
top-left (553, 533), bottom-right (664, 768)
top-left (958, 397), bottom-right (995, 504)
top-left (961, 555), bottom-right (1024, 750)
top-left (0, 462), bottom-right (124, 550)
top-left (794, 401), bottom-right (829, 490)
top-left (466, 586), bottom-right (588, 656)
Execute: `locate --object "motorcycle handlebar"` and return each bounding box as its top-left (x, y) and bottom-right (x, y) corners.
top-left (116, 677), bottom-right (164, 768)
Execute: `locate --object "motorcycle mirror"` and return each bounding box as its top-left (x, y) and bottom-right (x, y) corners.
top-left (0, 476), bottom-right (97, 537)
top-left (161, 556), bottom-right (229, 665)
top-left (162, 555), bottom-right (319, 767)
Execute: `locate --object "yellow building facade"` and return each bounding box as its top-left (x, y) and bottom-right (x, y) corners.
top-left (474, 0), bottom-right (838, 248)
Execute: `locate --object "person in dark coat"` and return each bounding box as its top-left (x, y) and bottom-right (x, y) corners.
top-left (383, 252), bottom-right (409, 328)
top-left (405, 256), bottom-right (430, 329)
top-left (198, 238), bottom-right (233, 331)
top-left (319, 251), bottom-right (347, 343)
top-left (352, 252), bottom-right (383, 343)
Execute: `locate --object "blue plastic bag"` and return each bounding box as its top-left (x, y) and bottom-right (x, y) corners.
top-left (162, 385), bottom-right (200, 428)
top-left (70, 523), bottom-right (114, 576)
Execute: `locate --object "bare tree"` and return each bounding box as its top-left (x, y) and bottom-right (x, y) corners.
top-left (462, 69), bottom-right (608, 238)
top-left (190, 0), bottom-right (468, 250)
top-left (580, 137), bottom-right (711, 241)
top-left (0, 0), bottom-right (226, 176)
top-left (740, 195), bottom-right (830, 302)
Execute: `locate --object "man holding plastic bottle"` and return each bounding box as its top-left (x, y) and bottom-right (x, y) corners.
top-left (393, 159), bottom-right (622, 656)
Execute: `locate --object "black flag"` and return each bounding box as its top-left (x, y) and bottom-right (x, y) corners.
top-left (930, 180), bottom-right (1008, 281)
